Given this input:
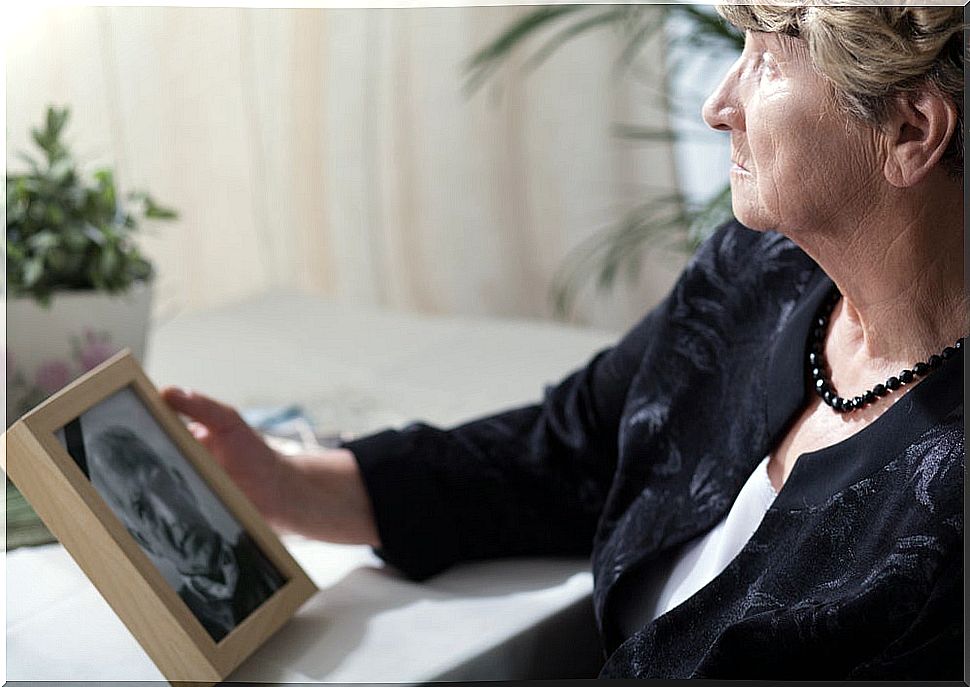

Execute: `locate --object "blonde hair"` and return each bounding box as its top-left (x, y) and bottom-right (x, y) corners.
top-left (716, 3), bottom-right (965, 176)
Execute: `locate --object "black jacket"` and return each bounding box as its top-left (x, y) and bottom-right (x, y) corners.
top-left (345, 221), bottom-right (964, 679)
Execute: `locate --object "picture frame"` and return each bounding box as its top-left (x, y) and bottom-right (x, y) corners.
top-left (3, 350), bottom-right (318, 685)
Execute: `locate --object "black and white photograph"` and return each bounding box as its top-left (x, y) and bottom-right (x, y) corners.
top-left (55, 386), bottom-right (287, 642)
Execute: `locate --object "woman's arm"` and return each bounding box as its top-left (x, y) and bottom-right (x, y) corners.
top-left (342, 299), bottom-right (669, 580)
top-left (164, 221), bottom-right (761, 582)
top-left (160, 387), bottom-right (381, 547)
top-left (160, 300), bottom-right (661, 579)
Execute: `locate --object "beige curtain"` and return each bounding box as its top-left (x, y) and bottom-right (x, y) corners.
top-left (5, 5), bottom-right (684, 331)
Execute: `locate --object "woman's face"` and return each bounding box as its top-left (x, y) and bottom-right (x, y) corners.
top-left (702, 31), bottom-right (883, 234)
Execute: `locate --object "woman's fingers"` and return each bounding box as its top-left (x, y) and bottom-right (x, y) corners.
top-left (160, 386), bottom-right (246, 433)
top-left (186, 421), bottom-right (211, 442)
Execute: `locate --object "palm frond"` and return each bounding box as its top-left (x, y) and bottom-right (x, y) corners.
top-left (611, 124), bottom-right (678, 142)
top-left (677, 6), bottom-right (744, 50)
top-left (463, 5), bottom-right (586, 94)
top-left (551, 189), bottom-right (736, 318)
top-left (614, 8), bottom-right (667, 74)
top-left (464, 4), bottom-right (745, 316)
top-left (550, 194), bottom-right (687, 317)
top-left (525, 7), bottom-right (633, 72)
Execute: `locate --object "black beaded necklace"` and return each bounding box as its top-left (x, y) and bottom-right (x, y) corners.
top-left (808, 286), bottom-right (964, 413)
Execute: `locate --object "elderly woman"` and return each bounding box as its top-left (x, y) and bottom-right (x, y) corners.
top-left (162, 4), bottom-right (965, 679)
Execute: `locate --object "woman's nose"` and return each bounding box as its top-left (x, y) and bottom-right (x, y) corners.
top-left (702, 64), bottom-right (744, 132)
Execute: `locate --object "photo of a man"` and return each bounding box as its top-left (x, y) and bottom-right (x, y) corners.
top-left (57, 387), bottom-right (285, 641)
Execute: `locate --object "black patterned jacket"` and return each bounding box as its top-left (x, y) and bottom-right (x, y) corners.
top-left (345, 221), bottom-right (964, 679)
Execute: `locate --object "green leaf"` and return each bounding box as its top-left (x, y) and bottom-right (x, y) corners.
top-left (23, 259), bottom-right (44, 288)
top-left (616, 10), bottom-right (666, 72)
top-left (46, 106), bottom-right (69, 139)
top-left (466, 5), bottom-right (584, 69)
top-left (46, 248), bottom-right (68, 272)
top-left (128, 255), bottom-right (153, 281)
top-left (30, 127), bottom-right (51, 154)
top-left (15, 152), bottom-right (42, 174)
top-left (6, 239), bottom-right (25, 262)
top-left (524, 7), bottom-right (631, 71)
top-left (100, 246), bottom-right (120, 277)
top-left (44, 204), bottom-right (66, 227)
top-left (464, 5), bottom-right (585, 93)
top-left (678, 6), bottom-right (743, 49)
top-left (6, 104), bottom-right (172, 298)
top-left (94, 168), bottom-right (114, 188)
top-left (81, 223), bottom-right (108, 246)
top-left (50, 157), bottom-right (74, 182)
top-left (141, 195), bottom-right (178, 220)
top-left (27, 231), bottom-right (58, 252)
top-left (611, 124), bottom-right (678, 142)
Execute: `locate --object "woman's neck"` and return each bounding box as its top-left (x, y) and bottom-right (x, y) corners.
top-left (792, 180), bottom-right (966, 366)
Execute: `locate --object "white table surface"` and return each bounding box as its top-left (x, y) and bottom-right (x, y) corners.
top-left (6, 293), bottom-right (619, 683)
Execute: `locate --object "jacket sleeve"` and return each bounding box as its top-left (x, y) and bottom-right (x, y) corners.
top-left (343, 222), bottom-right (744, 581)
top-left (342, 315), bottom-right (658, 581)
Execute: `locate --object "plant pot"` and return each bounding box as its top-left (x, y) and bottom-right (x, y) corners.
top-left (5, 281), bottom-right (153, 549)
top-left (5, 280), bottom-right (153, 427)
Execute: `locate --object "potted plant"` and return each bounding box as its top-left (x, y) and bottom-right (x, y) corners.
top-left (6, 105), bottom-right (177, 425)
top-left (6, 106), bottom-right (177, 547)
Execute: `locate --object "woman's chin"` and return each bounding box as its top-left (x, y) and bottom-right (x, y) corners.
top-left (730, 198), bottom-right (773, 232)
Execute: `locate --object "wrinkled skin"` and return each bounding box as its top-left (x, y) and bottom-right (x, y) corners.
top-left (702, 31), bottom-right (966, 490)
top-left (703, 32), bottom-right (884, 237)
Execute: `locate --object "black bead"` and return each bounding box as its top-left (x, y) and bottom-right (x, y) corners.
top-left (816, 316), bottom-right (828, 328)
top-left (928, 354), bottom-right (942, 369)
top-left (899, 369), bottom-right (914, 384)
top-left (808, 352), bottom-right (822, 367)
top-left (811, 367), bottom-right (823, 380)
top-left (887, 376), bottom-right (901, 390)
top-left (853, 395), bottom-right (865, 407)
top-left (863, 390), bottom-right (875, 403)
top-left (873, 384), bottom-right (887, 396)
top-left (813, 327), bottom-right (825, 341)
top-left (913, 362), bottom-right (928, 376)
top-left (942, 346), bottom-right (955, 360)
top-left (823, 390), bottom-right (834, 405)
top-left (843, 398), bottom-right (856, 411)
top-left (811, 341), bottom-right (822, 354)
top-left (956, 339), bottom-right (963, 349)
top-left (815, 379), bottom-right (828, 393)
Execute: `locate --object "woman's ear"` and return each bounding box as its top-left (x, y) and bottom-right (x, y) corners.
top-left (883, 89), bottom-right (958, 187)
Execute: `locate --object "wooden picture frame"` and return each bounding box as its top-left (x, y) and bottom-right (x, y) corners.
top-left (3, 350), bottom-right (318, 685)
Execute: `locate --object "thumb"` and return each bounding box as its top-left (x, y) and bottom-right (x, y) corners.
top-left (160, 386), bottom-right (246, 433)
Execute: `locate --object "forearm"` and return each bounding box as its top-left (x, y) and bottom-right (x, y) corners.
top-left (275, 448), bottom-right (382, 548)
top-left (345, 411), bottom-right (614, 581)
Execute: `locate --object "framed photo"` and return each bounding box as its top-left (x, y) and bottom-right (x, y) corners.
top-left (3, 351), bottom-right (317, 685)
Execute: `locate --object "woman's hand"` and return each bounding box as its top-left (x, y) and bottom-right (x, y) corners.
top-left (160, 387), bottom-right (381, 547)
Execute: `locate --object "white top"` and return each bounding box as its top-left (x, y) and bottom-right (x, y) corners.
top-left (621, 456), bottom-right (778, 633)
